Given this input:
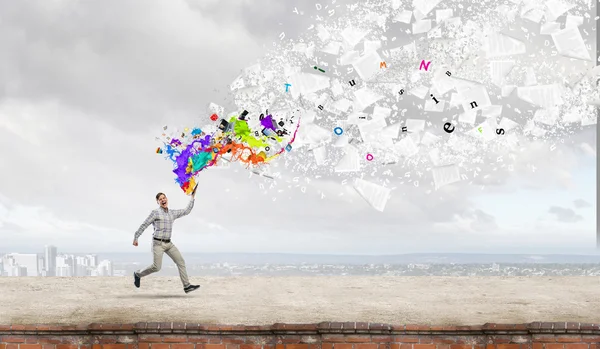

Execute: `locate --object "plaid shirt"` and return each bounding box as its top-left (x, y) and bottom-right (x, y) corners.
top-left (134, 197), bottom-right (195, 241)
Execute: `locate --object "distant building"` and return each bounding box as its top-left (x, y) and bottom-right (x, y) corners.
top-left (96, 260), bottom-right (113, 276)
top-left (492, 263), bottom-right (500, 272)
top-left (86, 254), bottom-right (98, 268)
top-left (1, 253), bottom-right (38, 276)
top-left (55, 255), bottom-right (72, 277)
top-left (45, 245), bottom-right (57, 276)
top-left (75, 256), bottom-right (88, 276)
top-left (5, 264), bottom-right (27, 276)
top-left (0, 248), bottom-right (111, 277)
top-left (37, 254), bottom-right (45, 274)
top-left (12, 254), bottom-right (38, 276)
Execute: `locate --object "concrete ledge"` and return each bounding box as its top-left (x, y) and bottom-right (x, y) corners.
top-left (3, 277), bottom-right (600, 325)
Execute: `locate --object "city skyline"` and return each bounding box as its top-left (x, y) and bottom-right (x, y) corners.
top-left (0, 245), bottom-right (113, 277)
top-left (4, 245), bottom-right (600, 278)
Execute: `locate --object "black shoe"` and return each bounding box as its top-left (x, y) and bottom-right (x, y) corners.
top-left (184, 284), bottom-right (200, 293)
top-left (134, 272), bottom-right (140, 288)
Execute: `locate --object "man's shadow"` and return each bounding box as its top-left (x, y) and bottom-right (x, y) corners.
top-left (116, 294), bottom-right (189, 299)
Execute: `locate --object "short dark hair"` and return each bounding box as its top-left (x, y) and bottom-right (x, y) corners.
top-left (156, 192), bottom-right (166, 200)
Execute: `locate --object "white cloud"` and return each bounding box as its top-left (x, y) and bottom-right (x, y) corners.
top-left (574, 199), bottom-right (592, 208)
top-left (547, 206), bottom-right (584, 223)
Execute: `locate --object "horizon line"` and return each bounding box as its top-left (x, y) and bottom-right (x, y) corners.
top-left (3, 251), bottom-right (600, 256)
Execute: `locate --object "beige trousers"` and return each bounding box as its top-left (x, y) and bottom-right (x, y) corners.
top-left (136, 240), bottom-right (190, 288)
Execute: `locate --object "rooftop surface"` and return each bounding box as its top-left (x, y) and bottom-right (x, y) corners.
top-left (2, 276), bottom-right (598, 325)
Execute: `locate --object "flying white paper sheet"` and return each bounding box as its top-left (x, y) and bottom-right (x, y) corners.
top-left (502, 85), bottom-right (517, 97)
top-left (409, 85), bottom-right (429, 99)
top-left (429, 148), bottom-right (441, 166)
top-left (561, 110), bottom-right (583, 123)
top-left (372, 105), bottom-right (392, 120)
top-left (288, 73), bottom-right (331, 99)
top-left (522, 9), bottom-right (544, 23)
top-left (533, 108), bottom-right (559, 126)
top-left (459, 85), bottom-right (492, 112)
top-left (540, 22), bottom-right (561, 35)
top-left (413, 20), bottom-right (432, 34)
top-left (565, 15), bottom-right (584, 28)
top-left (353, 87), bottom-right (385, 110)
top-left (299, 123), bottom-right (332, 145)
top-left (524, 67), bottom-right (537, 86)
top-left (341, 27), bottom-right (370, 48)
top-left (420, 132), bottom-right (441, 146)
top-left (405, 119), bottom-right (426, 132)
top-left (364, 40), bottom-right (382, 53)
top-left (330, 79), bottom-right (344, 96)
top-left (353, 50), bottom-right (384, 81)
top-left (312, 146), bottom-right (327, 166)
top-left (340, 51), bottom-right (360, 65)
top-left (436, 9), bottom-right (453, 22)
top-left (459, 110), bottom-right (477, 125)
top-left (413, 0), bottom-right (442, 17)
top-left (482, 105), bottom-right (503, 118)
top-left (346, 111), bottom-right (368, 123)
top-left (394, 10), bottom-right (413, 23)
top-left (321, 41), bottom-right (341, 55)
top-left (381, 123), bottom-right (401, 139)
top-left (485, 33), bottom-right (526, 58)
top-left (208, 103), bottom-right (225, 117)
top-left (432, 165), bottom-right (461, 190)
top-left (332, 98), bottom-right (353, 113)
top-left (477, 118), bottom-right (499, 142)
top-left (551, 26), bottom-right (591, 61)
top-left (395, 135), bottom-right (419, 157)
top-left (545, 0), bottom-right (575, 21)
top-left (358, 118), bottom-right (387, 143)
top-left (516, 84), bottom-right (563, 108)
top-left (316, 24), bottom-right (331, 42)
top-left (353, 178), bottom-right (391, 212)
top-left (335, 146), bottom-right (361, 172)
top-left (333, 134), bottom-right (349, 147)
top-left (230, 75), bottom-right (245, 90)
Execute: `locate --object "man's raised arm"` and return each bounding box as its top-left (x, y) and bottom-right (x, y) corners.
top-left (133, 211), bottom-right (156, 242)
top-left (173, 196), bottom-right (195, 220)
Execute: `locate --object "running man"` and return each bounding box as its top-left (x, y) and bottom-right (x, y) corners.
top-left (132, 185), bottom-right (200, 293)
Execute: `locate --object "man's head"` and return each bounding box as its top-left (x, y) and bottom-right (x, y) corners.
top-left (156, 192), bottom-right (168, 209)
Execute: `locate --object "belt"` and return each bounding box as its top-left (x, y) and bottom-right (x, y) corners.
top-left (153, 237), bottom-right (171, 243)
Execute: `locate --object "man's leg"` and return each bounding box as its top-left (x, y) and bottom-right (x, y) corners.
top-left (136, 241), bottom-right (166, 280)
top-left (164, 242), bottom-right (192, 288)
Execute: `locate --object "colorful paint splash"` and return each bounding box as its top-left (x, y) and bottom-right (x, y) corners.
top-left (157, 111), bottom-right (301, 195)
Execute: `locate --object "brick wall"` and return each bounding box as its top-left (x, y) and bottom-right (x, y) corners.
top-left (1, 323), bottom-right (599, 349)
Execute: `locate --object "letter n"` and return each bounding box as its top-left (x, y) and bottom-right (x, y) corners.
top-left (380, 61), bottom-right (387, 68)
top-left (419, 60), bottom-right (431, 71)
top-left (470, 101), bottom-right (478, 108)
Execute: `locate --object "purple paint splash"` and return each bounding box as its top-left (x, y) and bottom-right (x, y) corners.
top-left (173, 138), bottom-right (206, 185)
top-left (260, 115), bottom-right (277, 131)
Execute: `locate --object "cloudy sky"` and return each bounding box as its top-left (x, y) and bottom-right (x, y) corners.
top-left (0, 0), bottom-right (597, 255)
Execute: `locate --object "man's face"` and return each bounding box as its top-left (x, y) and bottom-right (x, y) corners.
top-left (157, 194), bottom-right (168, 208)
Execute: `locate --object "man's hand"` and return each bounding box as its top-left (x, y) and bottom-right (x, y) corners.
top-left (191, 184), bottom-right (198, 198)
top-left (133, 240), bottom-right (138, 246)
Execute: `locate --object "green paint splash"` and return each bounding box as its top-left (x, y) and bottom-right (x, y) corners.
top-left (232, 117), bottom-right (272, 148)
